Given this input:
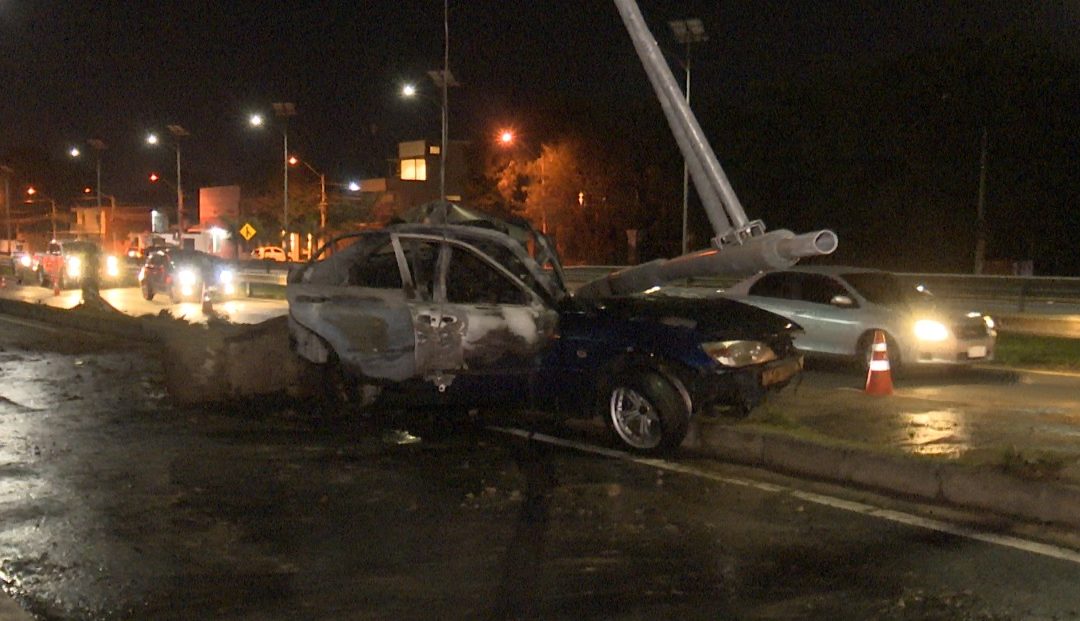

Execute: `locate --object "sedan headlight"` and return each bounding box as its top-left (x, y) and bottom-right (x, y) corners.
top-left (177, 268), bottom-right (198, 287)
top-left (66, 256), bottom-right (82, 278)
top-left (701, 340), bottom-right (777, 367)
top-left (217, 268), bottom-right (234, 285)
top-left (982, 315), bottom-right (995, 331)
top-left (18, 254), bottom-right (31, 268)
top-left (105, 255), bottom-right (120, 277)
top-left (914, 319), bottom-right (949, 342)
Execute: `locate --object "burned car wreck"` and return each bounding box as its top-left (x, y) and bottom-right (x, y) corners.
top-left (287, 205), bottom-right (804, 453)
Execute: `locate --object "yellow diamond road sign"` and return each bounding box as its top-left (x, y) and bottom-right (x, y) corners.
top-left (239, 223), bottom-right (257, 241)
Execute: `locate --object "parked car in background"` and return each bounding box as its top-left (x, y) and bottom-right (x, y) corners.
top-left (724, 266), bottom-right (997, 369)
top-left (251, 245), bottom-right (287, 262)
top-left (138, 247), bottom-right (237, 303)
top-left (287, 205), bottom-right (804, 454)
top-left (16, 240), bottom-right (122, 289)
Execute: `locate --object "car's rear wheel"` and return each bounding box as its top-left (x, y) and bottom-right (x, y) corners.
top-left (604, 369), bottom-right (689, 454)
top-left (141, 281), bottom-right (154, 301)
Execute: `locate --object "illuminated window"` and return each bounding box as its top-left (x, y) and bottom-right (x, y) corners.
top-left (428, 145), bottom-right (440, 155)
top-left (400, 158), bottom-right (427, 181)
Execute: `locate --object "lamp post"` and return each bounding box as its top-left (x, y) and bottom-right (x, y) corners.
top-left (288, 156), bottom-right (328, 235)
top-left (146, 125), bottom-right (188, 235)
top-left (250, 103), bottom-right (297, 259)
top-left (25, 187), bottom-right (58, 239)
top-left (68, 138), bottom-right (108, 211)
top-left (668, 17), bottom-right (708, 255)
top-left (1, 165), bottom-right (12, 244)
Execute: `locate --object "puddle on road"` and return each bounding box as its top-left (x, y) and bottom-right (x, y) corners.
top-left (897, 409), bottom-right (970, 458)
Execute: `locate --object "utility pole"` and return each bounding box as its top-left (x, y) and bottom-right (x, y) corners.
top-left (1, 165), bottom-right (12, 244)
top-left (974, 126), bottom-right (988, 275)
top-left (669, 18), bottom-right (708, 255)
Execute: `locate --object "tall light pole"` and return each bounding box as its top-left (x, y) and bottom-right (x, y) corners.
top-left (69, 139), bottom-right (109, 246)
top-left (668, 18), bottom-right (708, 255)
top-left (250, 103), bottom-right (297, 258)
top-left (25, 187), bottom-right (58, 239)
top-left (974, 126), bottom-right (988, 275)
top-left (146, 125), bottom-right (188, 235)
top-left (1, 165), bottom-right (12, 244)
top-left (288, 156), bottom-right (328, 235)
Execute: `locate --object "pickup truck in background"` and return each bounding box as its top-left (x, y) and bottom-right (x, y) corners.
top-left (15, 240), bottom-right (123, 289)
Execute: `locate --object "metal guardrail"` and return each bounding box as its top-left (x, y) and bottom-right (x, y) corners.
top-left (4, 255), bottom-right (1080, 315)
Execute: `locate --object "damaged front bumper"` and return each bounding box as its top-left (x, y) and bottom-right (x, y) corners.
top-left (690, 353), bottom-right (803, 415)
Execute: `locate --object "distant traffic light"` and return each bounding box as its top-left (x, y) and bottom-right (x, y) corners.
top-left (149, 173), bottom-right (160, 182)
top-left (83, 186), bottom-right (93, 194)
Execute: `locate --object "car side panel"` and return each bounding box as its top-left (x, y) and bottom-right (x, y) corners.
top-left (288, 283), bottom-right (417, 382)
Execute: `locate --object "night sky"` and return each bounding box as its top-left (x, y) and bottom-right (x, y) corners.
top-left (2, 1), bottom-right (1078, 267)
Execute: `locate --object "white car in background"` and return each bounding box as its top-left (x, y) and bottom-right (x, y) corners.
top-left (724, 266), bottom-right (997, 369)
top-left (251, 246), bottom-right (287, 262)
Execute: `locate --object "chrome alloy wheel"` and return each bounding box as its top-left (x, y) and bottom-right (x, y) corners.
top-left (609, 386), bottom-right (663, 450)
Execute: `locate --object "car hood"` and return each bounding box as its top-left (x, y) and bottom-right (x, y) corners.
top-left (579, 293), bottom-right (801, 339)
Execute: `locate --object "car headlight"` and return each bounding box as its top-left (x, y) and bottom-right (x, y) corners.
top-left (914, 319), bottom-right (949, 341)
top-left (177, 268), bottom-right (198, 287)
top-left (982, 315), bottom-right (995, 331)
top-left (218, 268), bottom-right (234, 285)
top-left (701, 340), bottom-right (777, 367)
top-left (66, 256), bottom-right (82, 278)
top-left (105, 255), bottom-right (120, 277)
top-left (18, 255), bottom-right (31, 268)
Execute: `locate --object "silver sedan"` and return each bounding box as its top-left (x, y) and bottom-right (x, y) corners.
top-left (723, 266), bottom-right (997, 368)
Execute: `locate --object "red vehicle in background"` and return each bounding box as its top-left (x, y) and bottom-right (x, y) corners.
top-left (16, 240), bottom-right (123, 289)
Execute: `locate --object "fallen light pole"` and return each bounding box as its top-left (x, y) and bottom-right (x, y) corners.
top-left (578, 0), bottom-right (838, 298)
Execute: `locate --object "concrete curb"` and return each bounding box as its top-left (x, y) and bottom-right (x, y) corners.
top-left (0, 297), bottom-right (152, 342)
top-left (687, 424), bottom-right (1080, 528)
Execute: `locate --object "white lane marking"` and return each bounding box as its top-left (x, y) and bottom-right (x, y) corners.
top-left (489, 426), bottom-right (1080, 566)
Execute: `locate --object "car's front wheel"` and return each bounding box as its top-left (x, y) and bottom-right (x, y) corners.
top-left (604, 370), bottom-right (690, 454)
top-left (168, 283), bottom-right (182, 304)
top-left (141, 281), bottom-right (154, 301)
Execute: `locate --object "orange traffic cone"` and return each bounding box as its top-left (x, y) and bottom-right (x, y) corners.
top-left (864, 330), bottom-right (894, 396)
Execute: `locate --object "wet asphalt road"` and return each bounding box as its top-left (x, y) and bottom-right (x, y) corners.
top-left (2, 316), bottom-right (1080, 620)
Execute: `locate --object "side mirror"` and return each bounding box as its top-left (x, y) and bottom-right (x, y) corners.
top-left (830, 294), bottom-right (855, 308)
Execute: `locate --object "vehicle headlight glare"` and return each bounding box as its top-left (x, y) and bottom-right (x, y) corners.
top-left (18, 255), bottom-right (31, 268)
top-left (105, 255), bottom-right (120, 277)
top-left (982, 315), bottom-right (995, 331)
top-left (914, 319), bottom-right (949, 342)
top-left (66, 256), bottom-right (82, 278)
top-left (218, 269), bottom-right (234, 285)
top-left (178, 268), bottom-right (197, 287)
top-left (701, 340), bottom-right (777, 367)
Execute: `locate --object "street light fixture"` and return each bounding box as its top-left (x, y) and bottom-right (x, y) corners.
top-left (145, 125), bottom-right (188, 235)
top-left (402, 68), bottom-right (458, 205)
top-left (668, 17), bottom-right (708, 255)
top-left (249, 103), bottom-right (297, 259)
top-left (68, 138), bottom-right (108, 212)
top-left (25, 186), bottom-right (58, 239)
top-left (288, 156), bottom-right (328, 235)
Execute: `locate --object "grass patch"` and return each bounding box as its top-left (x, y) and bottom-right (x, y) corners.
top-left (998, 446), bottom-right (1074, 481)
top-left (992, 332), bottom-right (1080, 371)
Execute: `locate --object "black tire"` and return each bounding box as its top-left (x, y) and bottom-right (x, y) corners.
top-left (141, 281), bottom-right (154, 301)
top-left (37, 268), bottom-right (48, 287)
top-left (168, 284), bottom-right (182, 304)
top-left (603, 369), bottom-right (690, 454)
top-left (857, 330), bottom-right (901, 373)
